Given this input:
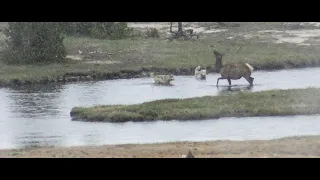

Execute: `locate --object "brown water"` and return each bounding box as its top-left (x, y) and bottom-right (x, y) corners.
top-left (0, 67), bottom-right (320, 149)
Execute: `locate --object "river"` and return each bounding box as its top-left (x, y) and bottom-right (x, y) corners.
top-left (0, 67), bottom-right (320, 149)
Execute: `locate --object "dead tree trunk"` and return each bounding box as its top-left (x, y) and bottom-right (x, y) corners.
top-left (168, 22), bottom-right (199, 41)
top-left (178, 22), bottom-right (182, 34)
top-left (177, 22), bottom-right (184, 37)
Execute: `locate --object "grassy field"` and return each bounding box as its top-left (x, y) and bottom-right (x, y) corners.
top-left (2, 135), bottom-right (320, 158)
top-left (2, 22), bottom-right (320, 86)
top-left (70, 87), bottom-right (320, 123)
top-left (64, 35), bottom-right (320, 70)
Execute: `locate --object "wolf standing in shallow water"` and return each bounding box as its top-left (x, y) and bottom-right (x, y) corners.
top-left (150, 72), bottom-right (174, 85)
top-left (210, 45), bottom-right (254, 86)
top-left (195, 66), bottom-right (207, 80)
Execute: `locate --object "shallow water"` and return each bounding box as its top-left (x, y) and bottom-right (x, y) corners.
top-left (1, 67), bottom-right (320, 149)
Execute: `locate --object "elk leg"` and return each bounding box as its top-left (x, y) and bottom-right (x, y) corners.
top-left (227, 79), bottom-right (231, 86)
top-left (250, 77), bottom-right (254, 86)
top-left (244, 76), bottom-right (254, 86)
top-left (216, 77), bottom-right (226, 86)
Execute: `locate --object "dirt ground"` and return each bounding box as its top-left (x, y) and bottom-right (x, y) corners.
top-left (1, 135), bottom-right (320, 158)
top-left (127, 22), bottom-right (320, 46)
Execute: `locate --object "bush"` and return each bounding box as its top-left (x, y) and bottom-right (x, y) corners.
top-left (146, 28), bottom-right (160, 38)
top-left (1, 22), bottom-right (66, 65)
top-left (61, 22), bottom-right (133, 39)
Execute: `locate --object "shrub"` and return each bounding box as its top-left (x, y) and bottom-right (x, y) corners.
top-left (61, 22), bottom-right (133, 39)
top-left (146, 28), bottom-right (160, 38)
top-left (1, 22), bottom-right (66, 65)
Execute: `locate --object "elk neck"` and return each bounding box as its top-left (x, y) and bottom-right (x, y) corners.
top-left (213, 50), bottom-right (223, 73)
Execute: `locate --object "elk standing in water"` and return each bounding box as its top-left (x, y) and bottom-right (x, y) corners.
top-left (210, 45), bottom-right (254, 86)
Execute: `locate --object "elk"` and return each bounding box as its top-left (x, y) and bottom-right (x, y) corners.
top-left (150, 72), bottom-right (174, 85)
top-left (194, 66), bottom-right (207, 80)
top-left (210, 45), bottom-right (254, 86)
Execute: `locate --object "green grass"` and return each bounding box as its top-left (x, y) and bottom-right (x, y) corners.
top-left (2, 22), bottom-right (320, 86)
top-left (63, 34), bottom-right (320, 70)
top-left (70, 87), bottom-right (320, 123)
top-left (0, 60), bottom-right (144, 86)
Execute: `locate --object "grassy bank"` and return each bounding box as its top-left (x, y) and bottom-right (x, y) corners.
top-left (2, 135), bottom-right (320, 158)
top-left (70, 87), bottom-right (320, 123)
top-left (2, 24), bottom-right (320, 87)
top-left (63, 35), bottom-right (320, 70)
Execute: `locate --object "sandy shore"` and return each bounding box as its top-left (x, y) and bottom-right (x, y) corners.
top-left (1, 135), bottom-right (320, 158)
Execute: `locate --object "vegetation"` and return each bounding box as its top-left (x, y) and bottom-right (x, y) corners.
top-left (61, 22), bottom-right (133, 39)
top-left (0, 22), bottom-right (132, 65)
top-left (70, 87), bottom-right (320, 123)
top-left (62, 32), bottom-right (320, 72)
top-left (146, 28), bottom-right (160, 38)
top-left (1, 22), bottom-right (320, 86)
top-left (1, 22), bottom-right (66, 65)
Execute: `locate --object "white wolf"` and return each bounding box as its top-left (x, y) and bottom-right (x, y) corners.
top-left (150, 72), bottom-right (174, 85)
top-left (195, 66), bottom-right (207, 80)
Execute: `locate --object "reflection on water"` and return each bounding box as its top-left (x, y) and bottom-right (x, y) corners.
top-left (7, 84), bottom-right (63, 119)
top-left (0, 67), bottom-right (320, 149)
top-left (14, 132), bottom-right (60, 149)
top-left (216, 85), bottom-right (254, 95)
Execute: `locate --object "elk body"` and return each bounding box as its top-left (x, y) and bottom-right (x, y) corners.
top-left (194, 66), bottom-right (207, 80)
top-left (150, 72), bottom-right (174, 85)
top-left (211, 45), bottom-right (254, 86)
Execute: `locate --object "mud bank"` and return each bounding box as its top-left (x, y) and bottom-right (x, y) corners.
top-left (1, 135), bottom-right (320, 158)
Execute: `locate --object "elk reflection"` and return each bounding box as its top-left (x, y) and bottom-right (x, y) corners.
top-left (216, 85), bottom-right (253, 95)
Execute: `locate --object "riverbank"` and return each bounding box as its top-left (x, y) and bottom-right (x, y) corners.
top-left (2, 22), bottom-right (320, 87)
top-left (1, 135), bottom-right (320, 158)
top-left (70, 87), bottom-right (320, 123)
